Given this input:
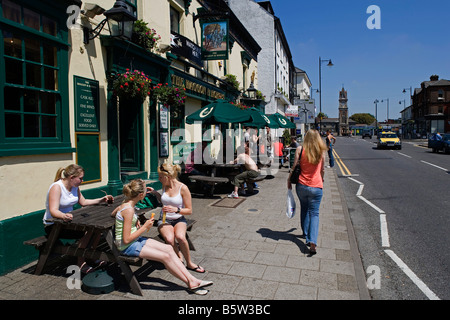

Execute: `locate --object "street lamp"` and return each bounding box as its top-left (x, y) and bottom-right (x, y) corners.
top-left (374, 99), bottom-right (379, 132)
top-left (83, 1), bottom-right (137, 44)
top-left (319, 57), bottom-right (333, 132)
top-left (300, 105), bottom-right (310, 134)
top-left (402, 86), bottom-right (412, 105)
top-left (381, 98), bottom-right (389, 122)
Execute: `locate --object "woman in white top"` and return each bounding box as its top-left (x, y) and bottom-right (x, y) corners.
top-left (43, 164), bottom-right (112, 273)
top-left (158, 163), bottom-right (205, 274)
top-left (112, 179), bottom-right (212, 295)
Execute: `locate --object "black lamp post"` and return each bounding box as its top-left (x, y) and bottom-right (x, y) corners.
top-left (83, 1), bottom-right (137, 44)
top-left (318, 57), bottom-right (333, 132)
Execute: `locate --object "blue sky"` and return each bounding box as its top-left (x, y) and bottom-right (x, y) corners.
top-left (269, 0), bottom-right (450, 120)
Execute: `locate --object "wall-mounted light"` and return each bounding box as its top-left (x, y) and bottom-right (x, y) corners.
top-left (247, 82), bottom-right (257, 100)
top-left (83, 1), bottom-right (136, 44)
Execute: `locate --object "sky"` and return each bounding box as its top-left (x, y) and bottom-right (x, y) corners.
top-left (268, 0), bottom-right (450, 120)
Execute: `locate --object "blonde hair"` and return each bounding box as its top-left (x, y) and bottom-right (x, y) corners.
top-left (303, 129), bottom-right (327, 165)
top-left (122, 179), bottom-right (146, 200)
top-left (54, 164), bottom-right (84, 182)
top-left (158, 163), bottom-right (181, 180)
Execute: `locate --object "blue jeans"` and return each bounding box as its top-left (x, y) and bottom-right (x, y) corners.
top-left (295, 183), bottom-right (323, 246)
top-left (327, 146), bottom-right (334, 167)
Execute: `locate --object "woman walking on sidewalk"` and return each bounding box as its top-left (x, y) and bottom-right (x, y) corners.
top-left (287, 130), bottom-right (327, 255)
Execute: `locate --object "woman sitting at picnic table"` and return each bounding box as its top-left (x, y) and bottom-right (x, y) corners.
top-left (157, 163), bottom-right (206, 274)
top-left (112, 179), bottom-right (212, 295)
top-left (43, 164), bottom-right (112, 273)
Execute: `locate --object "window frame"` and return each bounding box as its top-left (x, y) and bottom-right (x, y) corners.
top-left (0, 0), bottom-right (72, 156)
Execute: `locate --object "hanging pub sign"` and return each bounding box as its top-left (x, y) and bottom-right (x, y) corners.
top-left (171, 31), bottom-right (203, 67)
top-left (201, 20), bottom-right (229, 60)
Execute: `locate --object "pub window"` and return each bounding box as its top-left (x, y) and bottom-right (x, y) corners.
top-left (170, 6), bottom-right (180, 34)
top-left (0, 0), bottom-right (70, 155)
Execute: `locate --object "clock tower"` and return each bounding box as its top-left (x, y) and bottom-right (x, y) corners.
top-left (338, 87), bottom-right (349, 136)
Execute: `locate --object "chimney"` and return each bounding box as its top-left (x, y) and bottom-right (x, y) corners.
top-left (430, 75), bottom-right (439, 81)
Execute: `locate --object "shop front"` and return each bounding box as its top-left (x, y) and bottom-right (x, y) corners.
top-left (101, 36), bottom-right (171, 191)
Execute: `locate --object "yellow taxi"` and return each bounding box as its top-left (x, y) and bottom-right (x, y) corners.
top-left (377, 131), bottom-right (402, 150)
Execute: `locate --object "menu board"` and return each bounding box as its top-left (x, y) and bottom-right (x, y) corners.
top-left (74, 76), bottom-right (99, 132)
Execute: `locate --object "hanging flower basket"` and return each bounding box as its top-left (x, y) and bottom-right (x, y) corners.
top-left (112, 69), bottom-right (152, 102)
top-left (231, 101), bottom-right (251, 110)
top-left (152, 83), bottom-right (186, 108)
top-left (131, 20), bottom-right (161, 52)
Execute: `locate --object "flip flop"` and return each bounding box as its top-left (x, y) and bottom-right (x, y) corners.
top-left (190, 280), bottom-right (213, 291)
top-left (187, 265), bottom-right (206, 273)
top-left (80, 262), bottom-right (94, 274)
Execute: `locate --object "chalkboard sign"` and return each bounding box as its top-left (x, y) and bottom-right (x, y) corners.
top-left (74, 76), bottom-right (100, 132)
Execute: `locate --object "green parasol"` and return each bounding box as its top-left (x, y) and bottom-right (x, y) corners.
top-left (185, 99), bottom-right (252, 124)
top-left (267, 113), bottom-right (296, 129)
top-left (242, 107), bottom-right (279, 128)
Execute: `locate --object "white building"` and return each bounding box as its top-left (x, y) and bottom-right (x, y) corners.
top-left (227, 0), bottom-right (295, 120)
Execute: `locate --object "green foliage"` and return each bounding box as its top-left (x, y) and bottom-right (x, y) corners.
top-left (350, 113), bottom-right (375, 125)
top-left (224, 74), bottom-right (240, 91)
top-left (131, 20), bottom-right (161, 51)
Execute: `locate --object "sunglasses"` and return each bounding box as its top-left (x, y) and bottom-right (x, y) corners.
top-left (160, 164), bottom-right (169, 174)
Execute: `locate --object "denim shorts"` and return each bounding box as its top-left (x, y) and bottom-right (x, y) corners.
top-left (121, 237), bottom-right (147, 257)
top-left (157, 215), bottom-right (187, 228)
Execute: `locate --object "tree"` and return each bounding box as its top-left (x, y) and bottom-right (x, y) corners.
top-left (350, 113), bottom-right (375, 125)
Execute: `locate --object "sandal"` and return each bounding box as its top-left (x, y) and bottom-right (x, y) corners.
top-left (189, 280), bottom-right (213, 291)
top-left (93, 260), bottom-right (107, 270)
top-left (188, 288), bottom-right (209, 295)
top-left (186, 265), bottom-right (206, 273)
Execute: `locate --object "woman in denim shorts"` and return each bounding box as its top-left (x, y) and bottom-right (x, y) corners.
top-left (112, 179), bottom-right (212, 295)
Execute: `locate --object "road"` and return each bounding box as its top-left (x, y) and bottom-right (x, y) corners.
top-left (332, 136), bottom-right (449, 300)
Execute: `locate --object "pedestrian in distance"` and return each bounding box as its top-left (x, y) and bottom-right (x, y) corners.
top-left (43, 164), bottom-right (113, 273)
top-left (326, 129), bottom-right (336, 168)
top-left (112, 178), bottom-right (212, 295)
top-left (287, 130), bottom-right (327, 256)
top-left (158, 163), bottom-right (206, 275)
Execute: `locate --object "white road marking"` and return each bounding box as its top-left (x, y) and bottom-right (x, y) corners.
top-left (397, 152), bottom-right (411, 158)
top-left (357, 195), bottom-right (385, 214)
top-left (420, 160), bottom-right (448, 171)
top-left (384, 250), bottom-right (440, 300)
top-left (380, 214), bottom-right (390, 247)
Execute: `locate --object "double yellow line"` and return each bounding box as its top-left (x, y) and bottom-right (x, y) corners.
top-left (332, 149), bottom-right (352, 176)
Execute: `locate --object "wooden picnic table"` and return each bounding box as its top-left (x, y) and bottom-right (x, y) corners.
top-left (189, 163), bottom-right (242, 196)
top-left (25, 191), bottom-right (196, 296)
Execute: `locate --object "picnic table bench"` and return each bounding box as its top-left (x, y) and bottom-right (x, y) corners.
top-left (24, 192), bottom-right (196, 296)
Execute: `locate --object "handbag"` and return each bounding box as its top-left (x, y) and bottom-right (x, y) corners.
top-left (289, 147), bottom-right (303, 184)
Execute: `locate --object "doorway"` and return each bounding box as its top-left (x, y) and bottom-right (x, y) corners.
top-left (119, 98), bottom-right (143, 173)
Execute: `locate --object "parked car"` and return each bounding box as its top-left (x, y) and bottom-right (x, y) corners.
top-left (428, 133), bottom-right (450, 153)
top-left (377, 131), bottom-right (402, 150)
top-left (362, 131), bottom-right (372, 139)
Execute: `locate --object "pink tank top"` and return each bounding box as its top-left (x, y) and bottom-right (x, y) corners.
top-left (298, 150), bottom-right (324, 189)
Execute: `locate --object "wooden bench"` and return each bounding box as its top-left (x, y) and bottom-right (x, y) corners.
top-left (245, 175), bottom-right (266, 193)
top-left (188, 175), bottom-right (229, 196)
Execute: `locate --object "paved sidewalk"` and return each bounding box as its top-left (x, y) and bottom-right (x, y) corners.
top-left (0, 165), bottom-right (370, 300)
